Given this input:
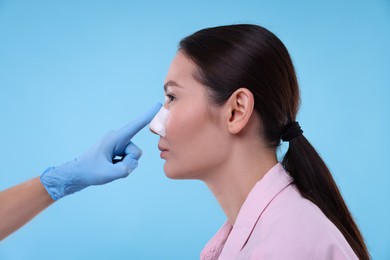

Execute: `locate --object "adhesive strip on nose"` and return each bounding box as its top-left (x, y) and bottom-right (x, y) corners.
top-left (149, 106), bottom-right (170, 137)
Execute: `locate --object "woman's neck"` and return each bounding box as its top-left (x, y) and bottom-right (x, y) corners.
top-left (203, 145), bottom-right (277, 225)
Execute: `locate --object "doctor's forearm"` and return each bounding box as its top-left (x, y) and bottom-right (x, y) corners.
top-left (0, 177), bottom-right (54, 240)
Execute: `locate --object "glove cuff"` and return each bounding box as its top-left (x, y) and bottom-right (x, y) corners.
top-left (40, 162), bottom-right (88, 200)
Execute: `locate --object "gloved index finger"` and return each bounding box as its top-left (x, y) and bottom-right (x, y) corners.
top-left (114, 103), bottom-right (162, 149)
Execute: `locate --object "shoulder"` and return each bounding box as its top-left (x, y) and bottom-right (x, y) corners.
top-left (240, 184), bottom-right (358, 259)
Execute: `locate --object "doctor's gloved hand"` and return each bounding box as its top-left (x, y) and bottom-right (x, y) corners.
top-left (40, 103), bottom-right (162, 201)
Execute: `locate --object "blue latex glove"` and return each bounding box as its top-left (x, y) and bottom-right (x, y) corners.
top-left (40, 103), bottom-right (162, 200)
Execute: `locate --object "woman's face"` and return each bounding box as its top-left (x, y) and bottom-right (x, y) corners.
top-left (157, 51), bottom-right (230, 180)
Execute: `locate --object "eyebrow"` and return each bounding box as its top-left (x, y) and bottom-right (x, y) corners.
top-left (163, 80), bottom-right (183, 92)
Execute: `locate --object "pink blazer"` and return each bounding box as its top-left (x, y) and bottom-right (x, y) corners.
top-left (201, 163), bottom-right (358, 259)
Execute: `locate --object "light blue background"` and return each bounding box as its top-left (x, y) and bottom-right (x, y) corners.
top-left (0, 1), bottom-right (389, 259)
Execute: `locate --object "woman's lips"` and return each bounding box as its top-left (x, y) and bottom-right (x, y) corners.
top-left (158, 145), bottom-right (169, 159)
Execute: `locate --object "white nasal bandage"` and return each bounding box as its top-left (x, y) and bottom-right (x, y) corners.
top-left (149, 106), bottom-right (170, 137)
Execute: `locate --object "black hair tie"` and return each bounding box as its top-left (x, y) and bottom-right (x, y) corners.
top-left (281, 122), bottom-right (303, 142)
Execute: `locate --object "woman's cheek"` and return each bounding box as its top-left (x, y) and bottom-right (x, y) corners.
top-left (166, 106), bottom-right (201, 140)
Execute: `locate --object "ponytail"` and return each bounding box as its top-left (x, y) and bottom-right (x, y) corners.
top-left (282, 135), bottom-right (370, 260)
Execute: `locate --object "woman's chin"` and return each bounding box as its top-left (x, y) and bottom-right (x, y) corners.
top-left (164, 170), bottom-right (185, 180)
top-left (163, 165), bottom-right (192, 180)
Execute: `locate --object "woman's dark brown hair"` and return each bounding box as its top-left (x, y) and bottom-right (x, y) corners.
top-left (179, 24), bottom-right (369, 259)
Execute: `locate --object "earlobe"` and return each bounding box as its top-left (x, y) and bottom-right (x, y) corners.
top-left (227, 88), bottom-right (255, 134)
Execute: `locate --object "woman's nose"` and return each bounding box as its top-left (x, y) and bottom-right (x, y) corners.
top-left (149, 128), bottom-right (158, 135)
top-left (149, 106), bottom-right (169, 137)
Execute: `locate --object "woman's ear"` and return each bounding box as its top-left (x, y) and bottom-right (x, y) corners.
top-left (226, 88), bottom-right (255, 134)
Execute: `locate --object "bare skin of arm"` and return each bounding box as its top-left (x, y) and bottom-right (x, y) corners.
top-left (0, 177), bottom-right (54, 240)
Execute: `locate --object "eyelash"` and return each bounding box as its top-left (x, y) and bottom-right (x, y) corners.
top-left (165, 93), bottom-right (176, 103)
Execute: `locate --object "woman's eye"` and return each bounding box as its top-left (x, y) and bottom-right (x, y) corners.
top-left (165, 94), bottom-right (176, 103)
